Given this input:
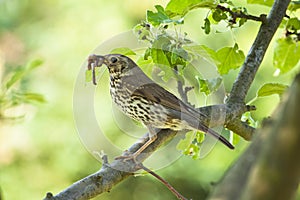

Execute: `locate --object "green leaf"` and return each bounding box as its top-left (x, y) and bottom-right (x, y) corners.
top-left (183, 44), bottom-right (216, 64)
top-left (212, 9), bottom-right (227, 22)
top-left (110, 47), bottom-right (136, 55)
top-left (18, 92), bottom-right (46, 103)
top-left (257, 83), bottom-right (288, 97)
top-left (150, 35), bottom-right (172, 65)
top-left (247, 0), bottom-right (274, 7)
top-left (147, 5), bottom-right (183, 26)
top-left (137, 56), bottom-right (154, 77)
top-left (241, 112), bottom-right (258, 128)
top-left (288, 1), bottom-right (300, 11)
top-left (215, 43), bottom-right (245, 74)
top-left (185, 44), bottom-right (244, 75)
top-left (6, 69), bottom-right (26, 89)
top-left (196, 131), bottom-right (205, 143)
top-left (196, 77), bottom-right (209, 95)
top-left (150, 46), bottom-right (174, 82)
top-left (196, 76), bottom-right (222, 95)
top-left (5, 59), bottom-right (43, 89)
top-left (151, 48), bottom-right (170, 66)
top-left (166, 0), bottom-right (217, 17)
top-left (286, 17), bottom-right (300, 31)
top-left (238, 18), bottom-right (247, 27)
top-left (188, 143), bottom-right (200, 159)
top-left (170, 47), bottom-right (189, 65)
top-left (176, 131), bottom-right (194, 151)
top-left (147, 5), bottom-right (170, 26)
top-left (201, 18), bottom-right (211, 34)
top-left (85, 70), bottom-right (92, 83)
top-left (274, 38), bottom-right (300, 73)
top-left (26, 59), bottom-right (43, 70)
top-left (232, 131), bottom-right (240, 144)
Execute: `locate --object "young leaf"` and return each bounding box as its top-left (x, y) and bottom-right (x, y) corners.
top-left (201, 18), bottom-right (211, 34)
top-left (147, 5), bottom-right (170, 26)
top-left (6, 69), bottom-right (26, 89)
top-left (215, 43), bottom-right (245, 74)
top-left (187, 143), bottom-right (200, 159)
top-left (150, 35), bottom-right (172, 66)
top-left (17, 92), bottom-right (46, 103)
top-left (212, 9), bottom-right (227, 22)
top-left (286, 18), bottom-right (300, 31)
top-left (176, 131), bottom-right (195, 151)
top-left (274, 38), bottom-right (300, 74)
top-left (196, 131), bottom-right (205, 143)
top-left (166, 0), bottom-right (217, 17)
top-left (257, 83), bottom-right (288, 97)
top-left (183, 44), bottom-right (217, 64)
top-left (26, 59), bottom-right (43, 70)
top-left (170, 47), bottom-right (189, 65)
top-left (147, 5), bottom-right (183, 26)
top-left (196, 76), bottom-right (222, 95)
top-left (241, 112), bottom-right (258, 128)
top-left (6, 59), bottom-right (44, 89)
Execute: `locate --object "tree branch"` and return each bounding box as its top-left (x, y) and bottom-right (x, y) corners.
top-left (216, 5), bottom-right (266, 23)
top-left (43, 102), bottom-right (255, 200)
top-left (226, 0), bottom-right (291, 104)
top-left (209, 72), bottom-right (300, 200)
top-left (43, 130), bottom-right (179, 200)
top-left (44, 0), bottom-right (292, 199)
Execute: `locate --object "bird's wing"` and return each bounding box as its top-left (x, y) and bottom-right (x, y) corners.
top-left (131, 83), bottom-right (207, 119)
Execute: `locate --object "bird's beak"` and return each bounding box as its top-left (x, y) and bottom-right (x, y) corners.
top-left (87, 54), bottom-right (105, 85)
top-left (87, 54), bottom-right (105, 70)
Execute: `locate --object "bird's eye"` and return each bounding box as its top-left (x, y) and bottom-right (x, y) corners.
top-left (110, 57), bottom-right (118, 63)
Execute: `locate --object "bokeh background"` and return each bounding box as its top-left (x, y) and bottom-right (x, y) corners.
top-left (0, 0), bottom-right (298, 200)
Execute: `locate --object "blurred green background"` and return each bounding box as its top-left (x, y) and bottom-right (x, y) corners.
top-left (0, 0), bottom-right (298, 200)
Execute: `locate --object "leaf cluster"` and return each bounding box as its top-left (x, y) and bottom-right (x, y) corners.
top-left (0, 60), bottom-right (46, 121)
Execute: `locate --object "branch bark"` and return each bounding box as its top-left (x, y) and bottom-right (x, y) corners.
top-left (226, 0), bottom-right (291, 104)
top-left (44, 130), bottom-right (179, 200)
top-left (209, 73), bottom-right (300, 200)
top-left (44, 0), bottom-right (292, 199)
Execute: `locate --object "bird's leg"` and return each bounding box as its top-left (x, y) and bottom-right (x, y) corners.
top-left (115, 126), bottom-right (158, 162)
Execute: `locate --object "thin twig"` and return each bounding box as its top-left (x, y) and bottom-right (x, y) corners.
top-left (139, 164), bottom-right (188, 200)
top-left (174, 65), bottom-right (188, 103)
top-left (216, 5), bottom-right (266, 23)
top-left (173, 65), bottom-right (194, 107)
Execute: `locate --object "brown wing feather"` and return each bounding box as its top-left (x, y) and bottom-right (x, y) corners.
top-left (131, 83), bottom-right (207, 119)
top-left (121, 67), bottom-right (234, 149)
top-left (121, 66), bottom-right (206, 118)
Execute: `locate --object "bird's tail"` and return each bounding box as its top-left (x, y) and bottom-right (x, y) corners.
top-left (204, 126), bottom-right (235, 149)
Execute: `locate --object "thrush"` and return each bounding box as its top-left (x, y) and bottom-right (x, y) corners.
top-left (87, 54), bottom-right (234, 160)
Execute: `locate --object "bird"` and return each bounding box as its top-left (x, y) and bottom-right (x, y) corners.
top-left (87, 54), bottom-right (234, 161)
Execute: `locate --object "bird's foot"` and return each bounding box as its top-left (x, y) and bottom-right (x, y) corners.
top-left (115, 151), bottom-right (139, 163)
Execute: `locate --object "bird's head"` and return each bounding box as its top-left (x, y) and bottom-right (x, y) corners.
top-left (87, 54), bottom-right (137, 85)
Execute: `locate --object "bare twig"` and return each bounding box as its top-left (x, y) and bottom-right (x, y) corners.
top-left (174, 65), bottom-right (190, 105)
top-left (216, 5), bottom-right (266, 23)
top-left (139, 164), bottom-right (188, 200)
